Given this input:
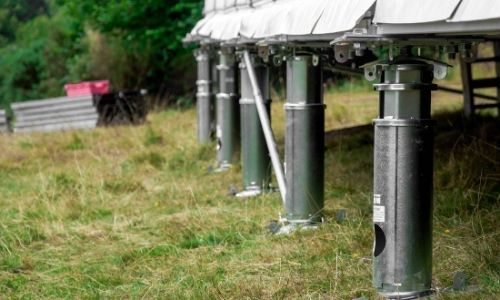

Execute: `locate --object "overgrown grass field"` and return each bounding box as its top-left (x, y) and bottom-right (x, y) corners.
top-left (0, 88), bottom-right (498, 299)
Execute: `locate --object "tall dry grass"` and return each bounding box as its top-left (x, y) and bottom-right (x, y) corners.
top-left (0, 86), bottom-right (497, 299)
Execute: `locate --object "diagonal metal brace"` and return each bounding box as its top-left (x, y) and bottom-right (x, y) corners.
top-left (242, 50), bottom-right (287, 206)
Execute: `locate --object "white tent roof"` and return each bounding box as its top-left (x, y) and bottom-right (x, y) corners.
top-left (450, 0), bottom-right (500, 23)
top-left (373, 0), bottom-right (500, 24)
top-left (372, 0), bottom-right (461, 24)
top-left (211, 9), bottom-right (251, 40)
top-left (190, 0), bottom-right (375, 42)
top-left (188, 0), bottom-right (500, 43)
top-left (314, 0), bottom-right (376, 34)
top-left (374, 0), bottom-right (500, 35)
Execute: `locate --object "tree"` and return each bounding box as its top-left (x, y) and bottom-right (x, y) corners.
top-left (60, 0), bottom-right (203, 101)
top-left (0, 0), bottom-right (203, 107)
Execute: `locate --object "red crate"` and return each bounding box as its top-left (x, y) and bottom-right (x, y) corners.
top-left (64, 80), bottom-right (110, 97)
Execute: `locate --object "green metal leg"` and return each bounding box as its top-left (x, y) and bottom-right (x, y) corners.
top-left (215, 51), bottom-right (240, 172)
top-left (280, 55), bottom-right (324, 231)
top-left (196, 49), bottom-right (214, 143)
top-left (236, 54), bottom-right (272, 197)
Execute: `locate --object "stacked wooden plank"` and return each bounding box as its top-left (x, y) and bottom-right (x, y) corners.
top-left (0, 109), bottom-right (8, 133)
top-left (11, 96), bottom-right (98, 133)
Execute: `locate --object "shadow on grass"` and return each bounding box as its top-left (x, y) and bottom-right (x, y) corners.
top-left (325, 110), bottom-right (500, 214)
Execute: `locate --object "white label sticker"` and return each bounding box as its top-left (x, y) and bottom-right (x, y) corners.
top-left (216, 126), bottom-right (222, 138)
top-left (373, 205), bottom-right (385, 223)
top-left (373, 194), bottom-right (381, 205)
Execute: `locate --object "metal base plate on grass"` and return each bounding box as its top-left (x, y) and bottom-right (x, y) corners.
top-left (235, 185), bottom-right (277, 198)
top-left (268, 218), bottom-right (322, 235)
top-left (381, 289), bottom-right (435, 300)
top-left (212, 163), bottom-right (232, 173)
top-left (235, 188), bottom-right (262, 198)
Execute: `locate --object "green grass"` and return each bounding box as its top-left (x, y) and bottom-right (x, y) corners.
top-left (0, 89), bottom-right (498, 299)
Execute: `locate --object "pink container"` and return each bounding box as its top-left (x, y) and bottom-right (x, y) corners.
top-left (64, 80), bottom-right (110, 97)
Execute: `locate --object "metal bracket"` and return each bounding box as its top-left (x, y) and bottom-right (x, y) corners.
top-left (433, 62), bottom-right (448, 80)
top-left (258, 45), bottom-right (270, 63)
top-left (364, 66), bottom-right (379, 82)
top-left (331, 31), bottom-right (484, 66)
top-left (334, 44), bottom-right (351, 63)
top-left (360, 59), bottom-right (385, 81)
top-left (312, 54), bottom-right (320, 66)
top-left (272, 55), bottom-right (284, 66)
top-left (407, 57), bottom-right (451, 80)
top-left (360, 56), bottom-right (451, 81)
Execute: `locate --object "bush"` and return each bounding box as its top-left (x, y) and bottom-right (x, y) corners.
top-left (0, 0), bottom-right (203, 108)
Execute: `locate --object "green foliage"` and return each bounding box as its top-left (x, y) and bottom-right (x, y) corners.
top-left (179, 229), bottom-right (249, 249)
top-left (66, 0), bottom-right (203, 96)
top-left (0, 0), bottom-right (202, 108)
top-left (0, 0), bottom-right (48, 46)
top-left (144, 126), bottom-right (163, 146)
top-left (131, 151), bottom-right (166, 170)
top-left (0, 5), bottom-right (85, 106)
top-left (66, 133), bottom-right (85, 150)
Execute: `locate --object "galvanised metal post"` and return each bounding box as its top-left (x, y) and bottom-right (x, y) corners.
top-left (195, 48), bottom-right (213, 143)
top-left (372, 58), bottom-right (435, 299)
top-left (237, 53), bottom-right (272, 197)
top-left (211, 50), bottom-right (220, 108)
top-left (215, 50), bottom-right (240, 171)
top-left (283, 55), bottom-right (324, 227)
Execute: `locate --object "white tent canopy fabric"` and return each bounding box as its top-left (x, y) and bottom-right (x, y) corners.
top-left (373, 0), bottom-right (461, 24)
top-left (313, 0), bottom-right (376, 35)
top-left (373, 0), bottom-right (500, 24)
top-left (373, 0), bottom-right (500, 35)
top-left (190, 0), bottom-right (375, 42)
top-left (450, 0), bottom-right (500, 23)
top-left (188, 0), bottom-right (500, 43)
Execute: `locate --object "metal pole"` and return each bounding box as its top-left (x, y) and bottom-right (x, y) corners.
top-left (282, 55), bottom-right (324, 228)
top-left (243, 50), bottom-right (286, 205)
top-left (215, 50), bottom-right (240, 172)
top-left (195, 48), bottom-right (213, 143)
top-left (237, 53), bottom-right (272, 198)
top-left (210, 51), bottom-right (219, 137)
top-left (372, 59), bottom-right (435, 299)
